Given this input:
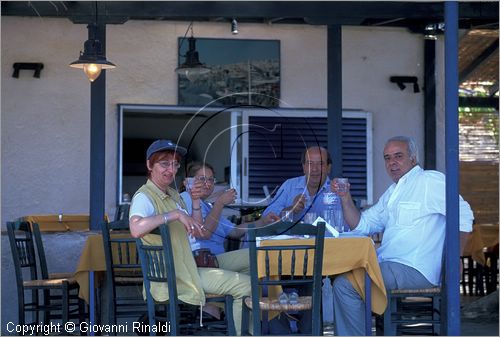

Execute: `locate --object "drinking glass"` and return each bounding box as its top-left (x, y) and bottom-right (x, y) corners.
top-left (321, 210), bottom-right (334, 227)
top-left (185, 177), bottom-right (195, 190)
top-left (280, 210), bottom-right (293, 222)
top-left (337, 178), bottom-right (349, 193)
top-left (304, 212), bottom-right (317, 224)
top-left (334, 210), bottom-right (344, 233)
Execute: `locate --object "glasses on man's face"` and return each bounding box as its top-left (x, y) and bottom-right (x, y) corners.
top-left (195, 176), bottom-right (217, 184)
top-left (157, 161), bottom-right (181, 170)
top-left (304, 160), bottom-right (326, 167)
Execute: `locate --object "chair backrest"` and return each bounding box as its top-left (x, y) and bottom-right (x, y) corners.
top-left (136, 224), bottom-right (181, 333)
top-left (101, 220), bottom-right (141, 279)
top-left (7, 221), bottom-right (39, 288)
top-left (247, 221), bottom-right (326, 333)
top-left (30, 222), bottom-right (51, 279)
top-left (114, 204), bottom-right (131, 222)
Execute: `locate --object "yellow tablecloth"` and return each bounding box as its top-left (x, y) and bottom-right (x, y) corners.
top-left (22, 214), bottom-right (108, 232)
top-left (463, 224), bottom-right (499, 265)
top-left (259, 237), bottom-right (387, 314)
top-left (74, 233), bottom-right (135, 303)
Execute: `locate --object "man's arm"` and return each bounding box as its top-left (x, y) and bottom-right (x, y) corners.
top-left (339, 192), bottom-right (361, 230)
top-left (331, 179), bottom-right (361, 229)
top-left (262, 181), bottom-right (292, 216)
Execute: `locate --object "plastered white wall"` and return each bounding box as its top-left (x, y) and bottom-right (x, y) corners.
top-left (1, 17), bottom-right (429, 225)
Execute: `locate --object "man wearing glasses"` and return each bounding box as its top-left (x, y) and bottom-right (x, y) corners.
top-left (262, 145), bottom-right (338, 224)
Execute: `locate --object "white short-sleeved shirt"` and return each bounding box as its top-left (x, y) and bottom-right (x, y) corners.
top-left (129, 191), bottom-right (197, 246)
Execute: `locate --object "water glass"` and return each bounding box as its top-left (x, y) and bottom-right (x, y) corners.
top-left (304, 212), bottom-right (317, 224)
top-left (321, 210), bottom-right (334, 227)
top-left (280, 210), bottom-right (293, 222)
top-left (337, 178), bottom-right (349, 193)
top-left (334, 210), bottom-right (344, 233)
top-left (279, 292), bottom-right (289, 304)
top-left (185, 177), bottom-right (195, 190)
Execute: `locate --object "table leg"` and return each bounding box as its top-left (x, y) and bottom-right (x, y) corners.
top-left (89, 271), bottom-right (95, 336)
top-left (364, 273), bottom-right (372, 336)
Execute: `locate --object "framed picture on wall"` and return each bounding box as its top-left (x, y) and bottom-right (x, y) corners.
top-left (177, 38), bottom-right (280, 107)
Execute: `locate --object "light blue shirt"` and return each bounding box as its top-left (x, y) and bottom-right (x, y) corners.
top-left (262, 175), bottom-right (338, 224)
top-left (352, 165), bottom-right (474, 285)
top-left (180, 191), bottom-right (234, 255)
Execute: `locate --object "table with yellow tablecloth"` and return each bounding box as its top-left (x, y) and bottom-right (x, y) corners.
top-left (74, 232), bottom-right (135, 303)
top-left (259, 236), bottom-right (387, 315)
top-left (22, 214), bottom-right (109, 232)
top-left (23, 214), bottom-right (91, 231)
top-left (463, 224), bottom-right (499, 265)
top-left (73, 232), bottom-right (137, 333)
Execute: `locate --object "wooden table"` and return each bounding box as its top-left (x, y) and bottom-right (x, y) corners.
top-left (23, 214), bottom-right (92, 231)
top-left (463, 224), bottom-right (499, 265)
top-left (259, 236), bottom-right (387, 335)
top-left (73, 233), bottom-right (136, 335)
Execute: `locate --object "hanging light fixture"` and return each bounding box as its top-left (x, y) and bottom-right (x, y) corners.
top-left (69, 2), bottom-right (115, 82)
top-left (175, 22), bottom-right (210, 82)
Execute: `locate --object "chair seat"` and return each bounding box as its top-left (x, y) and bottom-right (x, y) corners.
top-left (115, 268), bottom-right (143, 277)
top-left (244, 295), bottom-right (312, 311)
top-left (24, 277), bottom-right (78, 288)
top-left (390, 287), bottom-right (441, 295)
top-left (114, 276), bottom-right (144, 284)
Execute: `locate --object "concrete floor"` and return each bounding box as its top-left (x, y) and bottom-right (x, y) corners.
top-left (461, 292), bottom-right (499, 336)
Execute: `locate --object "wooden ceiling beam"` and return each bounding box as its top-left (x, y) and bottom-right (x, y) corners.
top-left (1, 1), bottom-right (497, 27)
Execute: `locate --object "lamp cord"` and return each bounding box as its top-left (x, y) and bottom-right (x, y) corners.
top-left (178, 21), bottom-right (193, 56)
top-left (94, 1), bottom-right (98, 25)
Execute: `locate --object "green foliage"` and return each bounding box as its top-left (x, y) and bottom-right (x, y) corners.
top-left (459, 107), bottom-right (499, 145)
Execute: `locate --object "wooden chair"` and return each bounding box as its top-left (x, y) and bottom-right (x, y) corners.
top-left (241, 221), bottom-right (326, 336)
top-left (381, 287), bottom-right (442, 335)
top-left (114, 203), bottom-right (130, 222)
top-left (136, 223), bottom-right (236, 336)
top-left (7, 221), bottom-right (85, 328)
top-left (101, 220), bottom-right (146, 333)
top-left (381, 254), bottom-right (445, 335)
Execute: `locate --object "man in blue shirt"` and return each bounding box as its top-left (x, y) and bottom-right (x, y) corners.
top-left (261, 145), bottom-right (338, 333)
top-left (262, 145), bottom-right (336, 223)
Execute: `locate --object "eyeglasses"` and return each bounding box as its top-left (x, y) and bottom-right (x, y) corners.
top-left (195, 176), bottom-right (217, 184)
top-left (304, 160), bottom-right (327, 166)
top-left (157, 161), bottom-right (181, 170)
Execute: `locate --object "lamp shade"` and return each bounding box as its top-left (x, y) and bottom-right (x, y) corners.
top-left (70, 38), bottom-right (116, 82)
top-left (175, 37), bottom-right (210, 81)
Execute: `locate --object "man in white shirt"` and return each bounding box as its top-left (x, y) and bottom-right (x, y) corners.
top-left (330, 136), bottom-right (474, 336)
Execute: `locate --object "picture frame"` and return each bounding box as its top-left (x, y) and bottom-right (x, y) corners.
top-left (177, 38), bottom-right (281, 107)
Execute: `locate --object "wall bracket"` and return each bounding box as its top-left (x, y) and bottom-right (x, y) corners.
top-left (12, 62), bottom-right (44, 78)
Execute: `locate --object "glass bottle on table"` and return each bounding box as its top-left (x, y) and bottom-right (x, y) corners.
top-left (322, 191), bottom-right (342, 233)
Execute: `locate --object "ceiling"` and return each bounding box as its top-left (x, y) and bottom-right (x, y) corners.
top-left (2, 1), bottom-right (498, 99)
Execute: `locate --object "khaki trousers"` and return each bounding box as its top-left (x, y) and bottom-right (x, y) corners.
top-left (198, 249), bottom-right (251, 335)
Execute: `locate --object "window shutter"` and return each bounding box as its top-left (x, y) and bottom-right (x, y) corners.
top-left (248, 115), bottom-right (368, 201)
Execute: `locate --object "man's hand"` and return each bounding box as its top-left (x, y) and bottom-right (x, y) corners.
top-left (214, 188), bottom-right (237, 207)
top-left (331, 178), bottom-right (351, 198)
top-left (256, 212), bottom-right (280, 227)
top-left (289, 194), bottom-right (307, 214)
